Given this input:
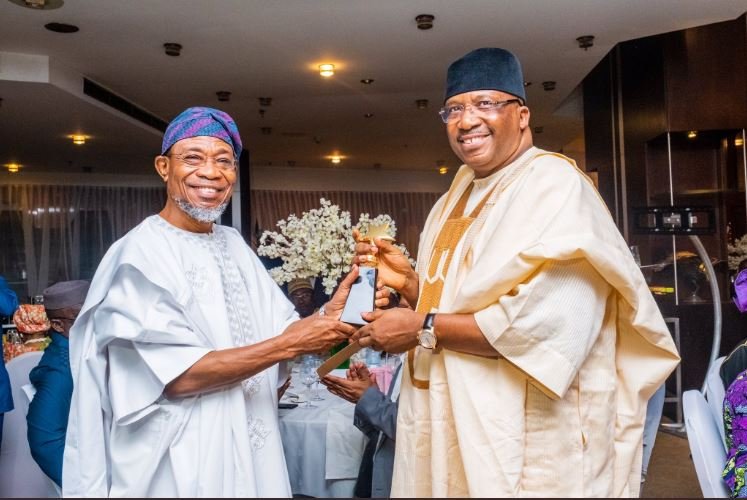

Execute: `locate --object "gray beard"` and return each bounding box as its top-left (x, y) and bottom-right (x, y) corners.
top-left (172, 195), bottom-right (228, 223)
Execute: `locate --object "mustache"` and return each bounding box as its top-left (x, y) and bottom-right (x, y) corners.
top-left (457, 129), bottom-right (491, 141)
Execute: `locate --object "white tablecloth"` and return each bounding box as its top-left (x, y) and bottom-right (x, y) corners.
top-left (278, 369), bottom-right (367, 498)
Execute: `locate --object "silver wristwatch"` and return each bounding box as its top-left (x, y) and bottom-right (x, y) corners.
top-left (417, 313), bottom-right (438, 349)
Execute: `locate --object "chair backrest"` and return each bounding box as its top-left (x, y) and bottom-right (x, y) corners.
top-left (0, 351), bottom-right (60, 498)
top-left (705, 356), bottom-right (727, 448)
top-left (683, 389), bottom-right (730, 498)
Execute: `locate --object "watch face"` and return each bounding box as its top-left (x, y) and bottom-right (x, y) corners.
top-left (419, 329), bottom-right (437, 349)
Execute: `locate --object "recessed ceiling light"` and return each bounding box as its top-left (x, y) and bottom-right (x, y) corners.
top-left (524, 81), bottom-right (532, 87)
top-left (736, 137), bottom-right (744, 147)
top-left (319, 64), bottom-right (335, 77)
top-left (44, 22), bottom-right (79, 33)
top-left (687, 130), bottom-right (698, 139)
top-left (364, 113), bottom-right (374, 118)
top-left (439, 166), bottom-right (449, 175)
top-left (542, 81), bottom-right (556, 91)
top-left (415, 99), bottom-right (428, 109)
top-left (8, 0), bottom-right (63, 10)
top-left (330, 156), bottom-right (341, 164)
top-left (258, 97), bottom-right (273, 107)
top-left (69, 134), bottom-right (87, 145)
top-left (216, 90), bottom-right (231, 102)
top-left (5, 163), bottom-right (21, 173)
top-left (360, 79), bottom-right (374, 85)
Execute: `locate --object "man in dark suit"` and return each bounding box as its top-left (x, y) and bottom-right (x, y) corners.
top-left (322, 360), bottom-right (402, 498)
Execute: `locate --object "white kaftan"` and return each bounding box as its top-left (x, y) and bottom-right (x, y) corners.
top-left (63, 215), bottom-right (296, 497)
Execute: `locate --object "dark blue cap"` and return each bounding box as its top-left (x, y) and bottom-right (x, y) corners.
top-left (444, 48), bottom-right (526, 104)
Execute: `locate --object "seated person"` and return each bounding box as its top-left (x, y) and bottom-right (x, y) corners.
top-left (322, 359), bottom-right (403, 498)
top-left (26, 280), bottom-right (89, 487)
top-left (0, 276), bottom-right (18, 450)
top-left (287, 278), bottom-right (317, 318)
top-left (721, 260), bottom-right (747, 389)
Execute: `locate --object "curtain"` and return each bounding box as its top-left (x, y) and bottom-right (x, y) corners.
top-left (249, 190), bottom-right (443, 257)
top-left (0, 184), bottom-right (165, 299)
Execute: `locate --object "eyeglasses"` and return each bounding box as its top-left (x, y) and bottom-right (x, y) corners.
top-left (438, 99), bottom-right (521, 123)
top-left (168, 152), bottom-right (237, 171)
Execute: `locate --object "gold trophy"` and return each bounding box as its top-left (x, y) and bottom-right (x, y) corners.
top-left (317, 224), bottom-right (394, 378)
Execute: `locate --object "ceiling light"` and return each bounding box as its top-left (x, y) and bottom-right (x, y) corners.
top-left (439, 166), bottom-right (448, 175)
top-left (319, 64), bottom-right (335, 77)
top-left (70, 134), bottom-right (87, 145)
top-left (576, 35), bottom-right (595, 50)
top-left (736, 137), bottom-right (744, 147)
top-left (687, 130), bottom-right (698, 139)
top-left (216, 90), bottom-right (231, 102)
top-left (415, 99), bottom-right (429, 109)
top-left (542, 81), bottom-right (556, 91)
top-left (5, 163), bottom-right (21, 173)
top-left (364, 113), bottom-right (374, 118)
top-left (8, 0), bottom-right (63, 9)
top-left (163, 43), bottom-right (182, 57)
top-left (415, 14), bottom-right (435, 30)
top-left (360, 79), bottom-right (374, 85)
top-left (524, 81), bottom-right (532, 87)
top-left (44, 22), bottom-right (79, 33)
top-left (258, 97), bottom-right (273, 107)
top-left (330, 156), bottom-right (341, 164)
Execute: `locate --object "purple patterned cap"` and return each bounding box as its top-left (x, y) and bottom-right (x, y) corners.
top-left (161, 106), bottom-right (243, 158)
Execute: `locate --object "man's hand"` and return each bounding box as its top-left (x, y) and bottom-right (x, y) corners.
top-left (321, 362), bottom-right (377, 403)
top-left (352, 228), bottom-right (419, 303)
top-left (282, 315), bottom-right (357, 356)
top-left (353, 308), bottom-right (424, 353)
top-left (325, 265), bottom-right (394, 319)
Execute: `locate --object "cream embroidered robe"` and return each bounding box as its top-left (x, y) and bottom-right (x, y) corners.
top-left (391, 147), bottom-right (680, 498)
top-left (63, 215), bottom-right (295, 497)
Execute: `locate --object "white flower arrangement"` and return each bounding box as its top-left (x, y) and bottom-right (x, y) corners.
top-left (728, 234), bottom-right (747, 271)
top-left (257, 198), bottom-right (413, 295)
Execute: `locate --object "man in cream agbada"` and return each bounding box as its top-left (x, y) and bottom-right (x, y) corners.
top-left (353, 48), bottom-right (680, 497)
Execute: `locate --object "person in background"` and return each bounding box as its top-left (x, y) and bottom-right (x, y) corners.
top-left (351, 47), bottom-right (680, 496)
top-left (720, 260), bottom-right (747, 496)
top-left (0, 276), bottom-right (19, 450)
top-left (287, 278), bottom-right (317, 318)
top-left (322, 360), bottom-right (403, 498)
top-left (26, 280), bottom-right (89, 487)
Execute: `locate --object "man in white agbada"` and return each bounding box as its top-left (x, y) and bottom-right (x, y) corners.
top-left (352, 48), bottom-right (681, 497)
top-left (62, 107), bottom-right (374, 497)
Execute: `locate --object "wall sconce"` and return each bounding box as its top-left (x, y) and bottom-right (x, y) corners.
top-left (5, 163), bottom-right (21, 173)
top-left (71, 134), bottom-right (87, 145)
top-left (687, 130), bottom-right (698, 139)
top-left (319, 64), bottom-right (335, 77)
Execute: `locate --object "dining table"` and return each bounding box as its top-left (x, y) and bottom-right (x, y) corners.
top-left (278, 368), bottom-right (367, 498)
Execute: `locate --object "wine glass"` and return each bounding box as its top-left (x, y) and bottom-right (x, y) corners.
top-left (308, 355), bottom-right (325, 401)
top-left (298, 363), bottom-right (318, 409)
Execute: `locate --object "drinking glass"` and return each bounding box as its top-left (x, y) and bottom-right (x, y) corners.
top-left (309, 355), bottom-right (325, 401)
top-left (298, 364), bottom-right (318, 409)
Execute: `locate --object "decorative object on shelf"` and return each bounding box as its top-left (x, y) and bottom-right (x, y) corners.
top-left (257, 198), bottom-right (413, 295)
